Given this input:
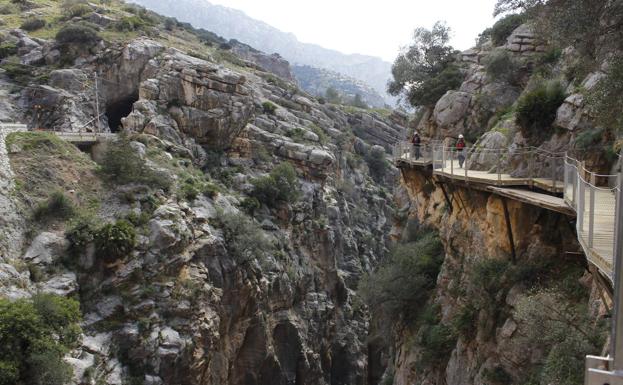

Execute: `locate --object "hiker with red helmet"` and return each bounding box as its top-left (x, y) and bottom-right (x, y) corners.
top-left (456, 134), bottom-right (466, 168)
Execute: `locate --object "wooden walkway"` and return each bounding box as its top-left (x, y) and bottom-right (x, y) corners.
top-left (436, 159), bottom-right (564, 194)
top-left (393, 141), bottom-right (620, 283)
top-left (53, 132), bottom-right (116, 146)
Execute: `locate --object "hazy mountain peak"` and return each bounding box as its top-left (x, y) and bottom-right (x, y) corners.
top-left (129, 0), bottom-right (394, 104)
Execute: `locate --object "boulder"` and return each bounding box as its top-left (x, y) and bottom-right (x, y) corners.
top-left (39, 272), bottom-right (78, 296)
top-left (433, 91), bottom-right (472, 135)
top-left (23, 232), bottom-right (68, 266)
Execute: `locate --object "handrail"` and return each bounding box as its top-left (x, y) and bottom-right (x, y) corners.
top-left (394, 140), bottom-right (619, 281)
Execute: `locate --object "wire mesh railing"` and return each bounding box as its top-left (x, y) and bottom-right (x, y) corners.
top-left (429, 143), bottom-right (565, 191)
top-left (564, 155), bottom-right (619, 280)
top-left (392, 141), bottom-right (434, 165)
top-left (394, 139), bottom-right (621, 280)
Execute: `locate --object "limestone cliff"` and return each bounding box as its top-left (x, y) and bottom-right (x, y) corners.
top-left (0, 2), bottom-right (405, 384)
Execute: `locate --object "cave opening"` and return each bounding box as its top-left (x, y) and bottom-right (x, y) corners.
top-left (105, 94), bottom-right (138, 132)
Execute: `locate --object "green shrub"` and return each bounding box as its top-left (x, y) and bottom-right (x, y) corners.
top-left (0, 62), bottom-right (32, 84)
top-left (250, 162), bottom-right (300, 208)
top-left (20, 18), bottom-right (45, 31)
top-left (204, 182), bottom-right (220, 198)
top-left (99, 139), bottom-right (172, 191)
top-left (0, 42), bottom-right (17, 59)
top-left (0, 294), bottom-right (81, 385)
top-left (64, 3), bottom-right (92, 17)
top-left (56, 24), bottom-right (100, 46)
top-left (310, 124), bottom-right (328, 145)
top-left (472, 258), bottom-right (513, 296)
top-left (240, 197), bottom-right (261, 215)
top-left (483, 366), bottom-right (513, 384)
top-left (65, 215), bottom-right (98, 255)
top-left (485, 49), bottom-right (521, 85)
top-left (513, 288), bottom-right (606, 385)
top-left (516, 81), bottom-right (566, 139)
top-left (575, 127), bottom-right (606, 151)
top-left (588, 56), bottom-right (623, 132)
top-left (113, 16), bottom-right (149, 32)
top-left (218, 212), bottom-right (274, 264)
top-left (408, 65), bottom-right (464, 107)
top-left (365, 146), bottom-right (389, 182)
top-left (491, 14), bottom-right (525, 46)
top-left (359, 231), bottom-right (444, 323)
top-left (33, 191), bottom-right (75, 221)
top-left (262, 101), bottom-right (277, 115)
top-left (418, 322), bottom-right (457, 366)
top-left (452, 304), bottom-right (479, 338)
top-left (94, 220), bottom-right (137, 262)
top-left (0, 4), bottom-right (15, 14)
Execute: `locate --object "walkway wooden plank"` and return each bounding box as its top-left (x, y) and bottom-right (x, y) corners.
top-left (488, 186), bottom-right (575, 216)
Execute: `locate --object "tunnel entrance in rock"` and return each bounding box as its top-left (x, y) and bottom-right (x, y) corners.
top-left (105, 94), bottom-right (138, 132)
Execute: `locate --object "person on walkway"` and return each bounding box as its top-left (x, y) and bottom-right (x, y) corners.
top-left (411, 131), bottom-right (422, 160)
top-left (456, 134), bottom-right (466, 168)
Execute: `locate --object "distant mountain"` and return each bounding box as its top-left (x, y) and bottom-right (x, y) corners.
top-left (292, 65), bottom-right (386, 108)
top-left (128, 0), bottom-right (395, 105)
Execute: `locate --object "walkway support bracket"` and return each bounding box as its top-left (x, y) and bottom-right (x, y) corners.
top-left (501, 197), bottom-right (517, 264)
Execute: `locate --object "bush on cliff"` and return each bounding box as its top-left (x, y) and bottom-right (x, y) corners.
top-left (55, 24), bottom-right (100, 46)
top-left (359, 230), bottom-right (444, 323)
top-left (99, 139), bottom-right (172, 191)
top-left (20, 18), bottom-right (46, 32)
top-left (218, 212), bottom-right (274, 264)
top-left (365, 146), bottom-right (389, 183)
top-left (513, 288), bottom-right (606, 385)
top-left (0, 294), bottom-right (81, 385)
top-left (33, 191), bottom-right (75, 222)
top-left (94, 220), bottom-right (137, 262)
top-left (516, 80), bottom-right (565, 139)
top-left (490, 13), bottom-right (525, 46)
top-left (485, 49), bottom-right (521, 85)
top-left (588, 55), bottom-right (623, 133)
top-left (250, 162), bottom-right (300, 208)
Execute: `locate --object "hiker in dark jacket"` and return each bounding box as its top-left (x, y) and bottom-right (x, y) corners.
top-left (412, 132), bottom-right (422, 160)
top-left (456, 134), bottom-right (466, 168)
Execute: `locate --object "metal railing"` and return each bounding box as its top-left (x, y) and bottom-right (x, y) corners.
top-left (564, 156), bottom-right (619, 280)
top-left (392, 141), bottom-right (434, 165)
top-left (430, 143), bottom-right (565, 190)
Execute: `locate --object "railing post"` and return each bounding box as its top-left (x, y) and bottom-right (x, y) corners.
top-left (572, 160), bottom-right (577, 207)
top-left (497, 149), bottom-right (501, 184)
top-left (588, 182), bottom-right (595, 249)
top-left (442, 145), bottom-right (446, 172)
top-left (451, 148), bottom-right (454, 175)
top-left (551, 156), bottom-right (557, 191)
top-left (465, 148), bottom-right (468, 182)
top-left (609, 152), bottom-right (623, 371)
top-left (578, 177), bottom-right (585, 235)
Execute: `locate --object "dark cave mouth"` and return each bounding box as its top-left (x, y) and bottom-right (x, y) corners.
top-left (106, 94), bottom-right (138, 132)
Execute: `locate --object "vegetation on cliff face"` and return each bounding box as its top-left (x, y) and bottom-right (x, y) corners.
top-left (0, 1), bottom-right (406, 383)
top-left (0, 294), bottom-right (81, 385)
top-left (388, 21), bottom-right (463, 107)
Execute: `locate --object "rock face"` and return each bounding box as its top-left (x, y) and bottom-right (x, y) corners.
top-left (1, 27), bottom-right (405, 385)
top-left (231, 42), bottom-right (295, 82)
top-left (126, 48), bottom-right (255, 149)
top-left (392, 168), bottom-right (604, 385)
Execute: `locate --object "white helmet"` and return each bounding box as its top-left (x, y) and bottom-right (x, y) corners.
top-left (458, 134), bottom-right (464, 139)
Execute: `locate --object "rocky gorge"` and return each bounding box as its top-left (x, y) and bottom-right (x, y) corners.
top-left (1, 0), bottom-right (622, 385)
top-left (0, 1), bottom-right (406, 384)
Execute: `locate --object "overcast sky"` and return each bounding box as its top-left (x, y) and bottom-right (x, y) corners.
top-left (209, 0), bottom-right (499, 62)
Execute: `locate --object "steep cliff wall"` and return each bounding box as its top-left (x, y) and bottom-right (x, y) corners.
top-left (387, 168), bottom-right (608, 385)
top-left (0, 2), bottom-right (405, 383)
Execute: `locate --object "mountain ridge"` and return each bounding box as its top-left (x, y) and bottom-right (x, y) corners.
top-left (128, 0), bottom-right (395, 104)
